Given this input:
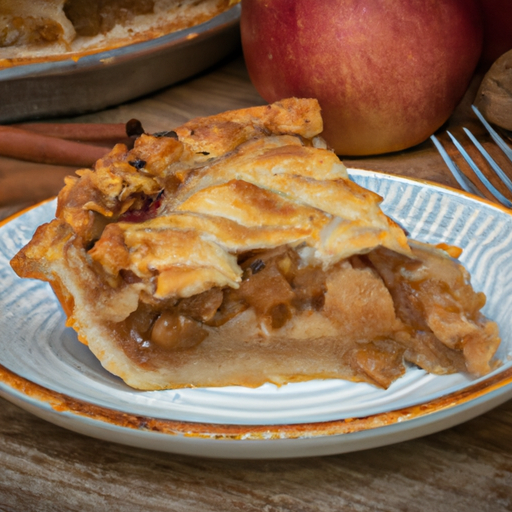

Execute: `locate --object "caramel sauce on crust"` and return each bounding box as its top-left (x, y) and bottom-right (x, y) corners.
top-left (1, 359), bottom-right (511, 440)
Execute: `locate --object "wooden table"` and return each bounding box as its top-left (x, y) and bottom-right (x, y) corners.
top-left (1, 53), bottom-right (512, 511)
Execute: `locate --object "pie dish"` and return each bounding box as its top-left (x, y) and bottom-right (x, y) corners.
top-left (0, 3), bottom-right (241, 123)
top-left (10, 98), bottom-right (501, 392)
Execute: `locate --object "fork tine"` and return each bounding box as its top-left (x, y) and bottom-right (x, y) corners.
top-left (472, 105), bottom-right (512, 164)
top-left (462, 127), bottom-right (512, 194)
top-left (446, 131), bottom-right (512, 208)
top-left (430, 134), bottom-right (484, 197)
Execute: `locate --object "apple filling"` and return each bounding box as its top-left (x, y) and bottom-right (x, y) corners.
top-left (0, 1), bottom-right (155, 48)
top-left (63, 0), bottom-right (155, 37)
top-left (115, 245), bottom-right (329, 353)
top-left (92, 238), bottom-right (498, 389)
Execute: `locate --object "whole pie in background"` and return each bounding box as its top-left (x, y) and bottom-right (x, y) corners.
top-left (0, 0), bottom-right (237, 67)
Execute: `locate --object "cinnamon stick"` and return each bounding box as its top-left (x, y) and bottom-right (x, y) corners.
top-left (13, 122), bottom-right (129, 144)
top-left (0, 126), bottom-right (109, 167)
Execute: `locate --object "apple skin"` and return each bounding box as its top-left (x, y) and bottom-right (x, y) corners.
top-left (241, 0), bottom-right (483, 156)
top-left (479, 0), bottom-right (512, 69)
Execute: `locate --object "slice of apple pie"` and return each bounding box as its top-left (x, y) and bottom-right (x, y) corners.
top-left (10, 98), bottom-right (501, 390)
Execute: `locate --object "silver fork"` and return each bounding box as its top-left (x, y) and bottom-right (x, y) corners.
top-left (431, 105), bottom-right (512, 208)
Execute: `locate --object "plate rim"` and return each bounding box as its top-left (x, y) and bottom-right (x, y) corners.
top-left (1, 351), bottom-right (512, 441)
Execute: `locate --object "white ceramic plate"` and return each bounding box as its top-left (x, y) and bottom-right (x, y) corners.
top-left (0, 5), bottom-right (241, 123)
top-left (1, 169), bottom-right (512, 459)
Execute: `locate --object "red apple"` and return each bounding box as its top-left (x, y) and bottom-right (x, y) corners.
top-left (241, 0), bottom-right (483, 156)
top-left (478, 0), bottom-right (512, 69)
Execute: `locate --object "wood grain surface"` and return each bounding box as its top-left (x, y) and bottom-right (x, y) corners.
top-left (1, 53), bottom-right (512, 511)
top-left (1, 396), bottom-right (512, 512)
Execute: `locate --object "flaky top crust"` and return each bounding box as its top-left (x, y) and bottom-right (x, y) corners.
top-left (15, 98), bottom-right (410, 306)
